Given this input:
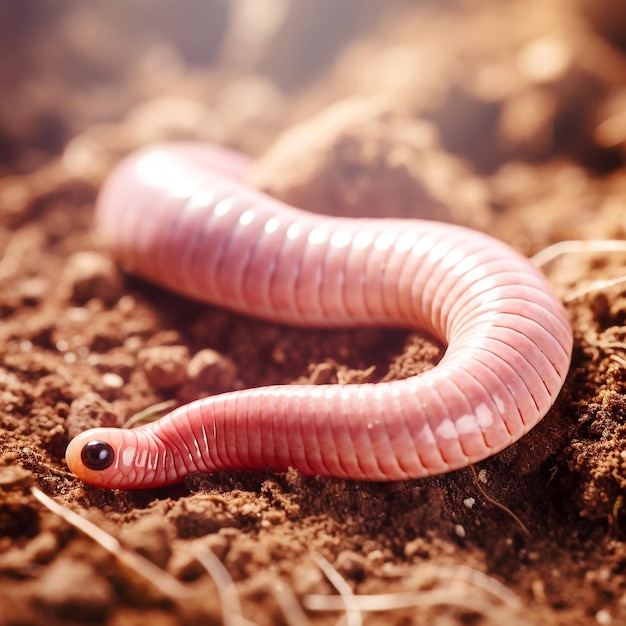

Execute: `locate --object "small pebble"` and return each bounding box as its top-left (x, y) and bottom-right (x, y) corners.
top-left (187, 349), bottom-right (237, 392)
top-left (596, 609), bottom-right (612, 625)
top-left (124, 335), bottom-right (143, 352)
top-left (118, 295), bottom-right (136, 312)
top-left (100, 372), bottom-right (124, 390)
top-left (335, 550), bottom-right (366, 579)
top-left (178, 349), bottom-right (240, 402)
top-left (139, 345), bottom-right (190, 389)
top-left (55, 340), bottom-right (69, 352)
top-left (66, 307), bottom-right (90, 322)
top-left (60, 251), bottom-right (122, 304)
top-left (290, 562), bottom-right (326, 596)
top-left (19, 277), bottom-right (47, 304)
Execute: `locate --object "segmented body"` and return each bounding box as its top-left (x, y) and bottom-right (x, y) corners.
top-left (65, 143), bottom-right (573, 488)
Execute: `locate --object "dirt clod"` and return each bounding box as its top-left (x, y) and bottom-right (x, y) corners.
top-left (60, 251), bottom-right (123, 304)
top-left (178, 348), bottom-right (240, 402)
top-left (138, 345), bottom-right (191, 390)
top-left (65, 392), bottom-right (119, 439)
top-left (33, 557), bottom-right (114, 619)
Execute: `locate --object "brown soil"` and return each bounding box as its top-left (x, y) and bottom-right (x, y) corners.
top-left (2, 1), bottom-right (626, 624)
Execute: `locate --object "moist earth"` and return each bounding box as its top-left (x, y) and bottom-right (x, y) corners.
top-left (2, 1), bottom-right (626, 625)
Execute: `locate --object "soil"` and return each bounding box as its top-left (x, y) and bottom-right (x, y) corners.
top-left (2, 1), bottom-right (626, 625)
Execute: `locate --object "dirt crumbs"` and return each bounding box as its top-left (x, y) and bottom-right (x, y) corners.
top-left (2, 1), bottom-right (626, 625)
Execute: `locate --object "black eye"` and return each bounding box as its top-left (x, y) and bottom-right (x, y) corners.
top-left (81, 440), bottom-right (115, 471)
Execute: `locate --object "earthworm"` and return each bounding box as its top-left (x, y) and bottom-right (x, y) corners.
top-left (65, 142), bottom-right (573, 488)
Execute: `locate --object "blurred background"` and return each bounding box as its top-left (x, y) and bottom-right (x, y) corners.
top-left (1, 0), bottom-right (625, 177)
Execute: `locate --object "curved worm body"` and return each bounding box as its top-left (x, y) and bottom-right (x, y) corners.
top-left (65, 143), bottom-right (573, 488)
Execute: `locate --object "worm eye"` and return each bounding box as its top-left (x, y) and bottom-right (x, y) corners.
top-left (81, 440), bottom-right (115, 471)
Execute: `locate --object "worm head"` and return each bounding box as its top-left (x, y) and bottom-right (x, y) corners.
top-left (65, 427), bottom-right (152, 489)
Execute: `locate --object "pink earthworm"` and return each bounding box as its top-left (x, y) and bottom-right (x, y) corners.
top-left (65, 142), bottom-right (573, 489)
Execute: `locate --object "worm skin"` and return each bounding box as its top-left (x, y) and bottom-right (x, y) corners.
top-left (65, 142), bottom-right (573, 489)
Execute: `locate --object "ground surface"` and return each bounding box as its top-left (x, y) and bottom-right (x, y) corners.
top-left (2, 1), bottom-right (626, 624)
